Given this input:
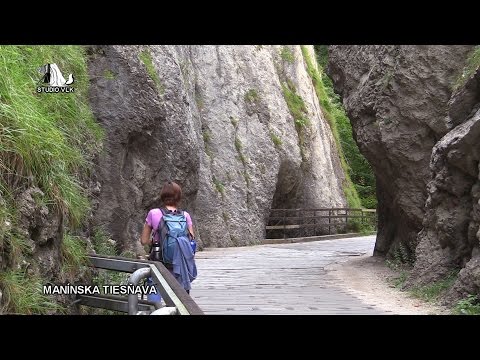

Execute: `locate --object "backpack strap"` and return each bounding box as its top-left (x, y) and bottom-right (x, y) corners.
top-left (160, 208), bottom-right (169, 238)
top-left (151, 208), bottom-right (167, 244)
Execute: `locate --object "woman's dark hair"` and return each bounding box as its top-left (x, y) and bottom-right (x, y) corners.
top-left (160, 181), bottom-right (182, 206)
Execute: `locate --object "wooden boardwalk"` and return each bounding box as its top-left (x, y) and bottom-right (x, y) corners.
top-left (190, 235), bottom-right (387, 314)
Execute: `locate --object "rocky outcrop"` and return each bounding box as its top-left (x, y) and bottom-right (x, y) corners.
top-left (88, 45), bottom-right (347, 251)
top-left (412, 71), bottom-right (480, 302)
top-left (3, 187), bottom-right (64, 279)
top-left (327, 45), bottom-right (473, 258)
top-left (328, 45), bottom-right (480, 303)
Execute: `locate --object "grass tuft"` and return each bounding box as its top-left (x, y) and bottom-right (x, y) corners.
top-left (138, 49), bottom-right (164, 94)
top-left (92, 227), bottom-right (117, 256)
top-left (0, 45), bottom-right (102, 229)
top-left (453, 294), bottom-right (480, 315)
top-left (453, 46), bottom-right (480, 91)
top-left (103, 69), bottom-right (115, 80)
top-left (0, 270), bottom-right (65, 314)
top-left (410, 270), bottom-right (458, 303)
top-left (280, 46), bottom-right (295, 64)
top-left (213, 178), bottom-right (225, 196)
top-left (282, 79), bottom-right (310, 129)
top-left (61, 233), bottom-right (87, 276)
top-left (270, 132), bottom-right (282, 147)
top-left (244, 89), bottom-right (259, 103)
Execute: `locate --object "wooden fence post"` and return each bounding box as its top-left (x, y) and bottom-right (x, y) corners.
top-left (328, 209), bottom-right (332, 235)
top-left (345, 209), bottom-right (349, 232)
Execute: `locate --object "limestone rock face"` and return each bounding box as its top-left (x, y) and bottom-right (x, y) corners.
top-left (87, 45), bottom-right (347, 251)
top-left (327, 45), bottom-right (472, 257)
top-left (412, 72), bottom-right (480, 303)
top-left (15, 187), bottom-right (63, 279)
top-left (328, 45), bottom-right (480, 303)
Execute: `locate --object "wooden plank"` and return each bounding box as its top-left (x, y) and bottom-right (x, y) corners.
top-left (268, 215), bottom-right (370, 221)
top-left (265, 225), bottom-right (301, 230)
top-left (269, 208), bottom-right (364, 211)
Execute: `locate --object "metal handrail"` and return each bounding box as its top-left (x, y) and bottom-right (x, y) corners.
top-left (128, 267), bottom-right (151, 315)
top-left (80, 254), bottom-right (203, 315)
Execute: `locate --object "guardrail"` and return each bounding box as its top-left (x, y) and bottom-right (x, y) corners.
top-left (77, 254), bottom-right (203, 315)
top-left (266, 208), bottom-right (377, 239)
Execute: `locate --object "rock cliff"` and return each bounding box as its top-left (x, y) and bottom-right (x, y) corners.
top-left (88, 45), bottom-right (347, 250)
top-left (328, 45), bottom-right (480, 303)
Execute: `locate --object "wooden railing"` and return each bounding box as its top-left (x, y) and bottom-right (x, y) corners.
top-left (266, 208), bottom-right (377, 239)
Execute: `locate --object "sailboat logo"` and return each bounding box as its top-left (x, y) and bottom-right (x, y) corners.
top-left (37, 63), bottom-right (75, 93)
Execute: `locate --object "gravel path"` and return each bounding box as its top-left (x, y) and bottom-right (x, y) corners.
top-left (326, 253), bottom-right (451, 315)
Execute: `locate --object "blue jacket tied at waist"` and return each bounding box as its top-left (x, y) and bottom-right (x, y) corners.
top-left (172, 236), bottom-right (197, 291)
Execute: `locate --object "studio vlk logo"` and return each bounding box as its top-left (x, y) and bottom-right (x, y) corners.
top-left (37, 63), bottom-right (75, 93)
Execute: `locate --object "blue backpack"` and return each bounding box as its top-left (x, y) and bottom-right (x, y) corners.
top-left (152, 208), bottom-right (189, 265)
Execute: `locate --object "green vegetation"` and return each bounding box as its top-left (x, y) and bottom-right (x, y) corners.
top-left (386, 256), bottom-right (474, 313)
top-left (270, 132), bottom-right (283, 147)
top-left (410, 270), bottom-right (458, 303)
top-left (392, 270), bottom-right (409, 289)
top-left (392, 242), bottom-right (415, 266)
top-left (120, 249), bottom-right (136, 259)
top-left (205, 147), bottom-right (213, 159)
top-left (3, 229), bottom-right (30, 266)
top-left (89, 227), bottom-right (127, 314)
top-left (61, 233), bottom-right (88, 277)
top-left (234, 136), bottom-right (247, 165)
top-left (304, 45), bottom-right (376, 209)
top-left (281, 79), bottom-right (309, 161)
top-left (92, 227), bottom-right (117, 256)
top-left (238, 153), bottom-right (247, 166)
top-left (453, 46), bottom-right (480, 91)
top-left (244, 89), bottom-right (259, 103)
top-left (0, 270), bottom-right (65, 314)
top-left (202, 129), bottom-right (213, 158)
top-left (315, 45), bottom-right (328, 69)
top-left (213, 178), bottom-right (225, 196)
top-left (138, 50), bottom-right (164, 94)
top-left (230, 116), bottom-right (238, 127)
top-left (180, 60), bottom-right (190, 83)
top-left (202, 129), bottom-right (211, 143)
top-left (233, 131), bottom-right (250, 182)
top-left (281, 80), bottom-right (310, 129)
top-left (0, 46), bottom-right (102, 314)
top-left (103, 69), bottom-right (115, 80)
top-left (243, 170), bottom-right (251, 187)
top-left (454, 294), bottom-right (480, 315)
top-left (0, 45), bottom-right (102, 228)
top-left (386, 253), bottom-right (410, 289)
top-left (280, 46), bottom-right (295, 64)
top-left (222, 211), bottom-right (229, 223)
top-left (234, 136), bottom-right (243, 152)
top-left (359, 222), bottom-right (376, 235)
top-left (195, 91), bottom-right (204, 110)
